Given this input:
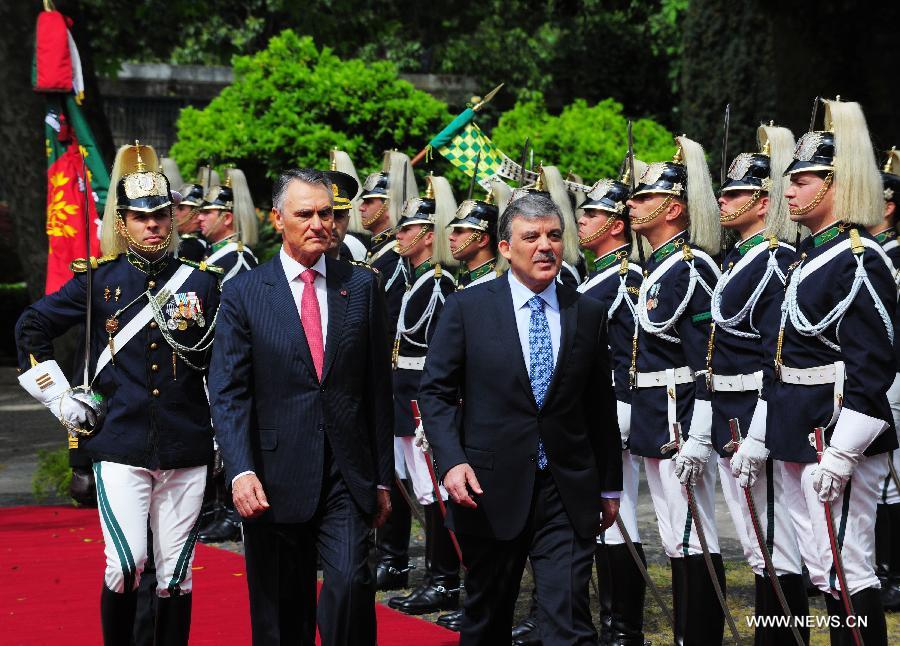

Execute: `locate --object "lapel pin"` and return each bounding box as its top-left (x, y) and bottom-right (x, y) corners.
top-left (340, 289), bottom-right (348, 297)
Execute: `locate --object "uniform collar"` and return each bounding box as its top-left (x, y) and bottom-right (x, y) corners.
top-left (592, 244), bottom-right (629, 272)
top-left (873, 227), bottom-right (897, 245)
top-left (466, 257), bottom-right (496, 283)
top-left (280, 246), bottom-right (327, 282)
top-left (369, 227), bottom-right (395, 251)
top-left (737, 229), bottom-right (767, 256)
top-left (812, 221), bottom-right (846, 248)
top-left (508, 268), bottom-right (559, 312)
top-left (210, 234), bottom-right (238, 252)
top-left (413, 258), bottom-right (433, 279)
top-left (126, 249), bottom-right (172, 275)
top-left (651, 230), bottom-right (688, 263)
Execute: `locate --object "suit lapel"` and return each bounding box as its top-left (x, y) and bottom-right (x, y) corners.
top-left (493, 278), bottom-right (537, 408)
top-left (544, 285), bottom-right (577, 406)
top-left (322, 257), bottom-right (350, 382)
top-left (264, 257), bottom-right (317, 381)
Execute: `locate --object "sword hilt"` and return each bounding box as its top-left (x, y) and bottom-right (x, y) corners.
top-left (723, 418), bottom-right (741, 454)
top-left (660, 421), bottom-right (682, 455)
top-left (411, 399), bottom-right (422, 427)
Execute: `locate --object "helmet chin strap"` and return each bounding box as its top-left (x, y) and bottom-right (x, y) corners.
top-left (451, 229), bottom-right (482, 257)
top-left (395, 225), bottom-right (430, 255)
top-left (116, 213), bottom-right (172, 254)
top-left (719, 190), bottom-right (762, 223)
top-left (363, 200), bottom-right (389, 228)
top-left (789, 172), bottom-right (833, 216)
top-left (579, 214), bottom-right (616, 245)
top-left (631, 195), bottom-right (673, 226)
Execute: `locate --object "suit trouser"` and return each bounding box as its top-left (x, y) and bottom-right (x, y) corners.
top-left (93, 461), bottom-right (206, 596)
top-left (781, 455), bottom-right (886, 596)
top-left (241, 453), bottom-right (376, 646)
top-left (456, 469), bottom-right (596, 646)
top-left (717, 456), bottom-right (802, 577)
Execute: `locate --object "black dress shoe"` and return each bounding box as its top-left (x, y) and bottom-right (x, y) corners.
top-left (389, 578), bottom-right (459, 615)
top-left (883, 577), bottom-right (900, 612)
top-left (198, 510), bottom-right (241, 543)
top-left (435, 609), bottom-right (463, 631)
top-left (511, 616), bottom-right (541, 645)
top-left (375, 561), bottom-right (411, 591)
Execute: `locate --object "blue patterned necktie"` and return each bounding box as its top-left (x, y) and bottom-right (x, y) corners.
top-left (528, 295), bottom-right (552, 470)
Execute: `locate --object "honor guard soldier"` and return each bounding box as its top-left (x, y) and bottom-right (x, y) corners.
top-left (330, 149), bottom-right (369, 261)
top-left (386, 175), bottom-right (461, 617)
top-left (197, 168), bottom-right (259, 283)
top-left (626, 136), bottom-right (726, 644)
top-left (447, 186), bottom-right (501, 289)
top-left (16, 143), bottom-right (222, 646)
top-left (871, 147), bottom-right (900, 612)
top-left (732, 98), bottom-right (896, 645)
top-left (173, 167), bottom-right (218, 263)
top-left (324, 168), bottom-right (361, 261)
top-left (713, 124), bottom-right (809, 643)
top-left (540, 166), bottom-right (586, 287)
top-left (360, 151), bottom-right (420, 591)
top-left (575, 159), bottom-right (649, 645)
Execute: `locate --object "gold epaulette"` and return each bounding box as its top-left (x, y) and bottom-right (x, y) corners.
top-left (768, 235), bottom-right (779, 250)
top-left (681, 244), bottom-right (694, 261)
top-left (435, 263), bottom-right (443, 279)
top-left (179, 258), bottom-right (225, 275)
top-left (618, 256), bottom-right (629, 276)
top-left (849, 228), bottom-right (864, 255)
top-left (350, 260), bottom-right (379, 274)
top-left (70, 254), bottom-right (118, 273)
top-left (237, 240), bottom-right (245, 252)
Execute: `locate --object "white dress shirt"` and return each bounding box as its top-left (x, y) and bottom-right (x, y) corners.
top-left (280, 246), bottom-right (328, 349)
top-left (507, 269), bottom-right (620, 500)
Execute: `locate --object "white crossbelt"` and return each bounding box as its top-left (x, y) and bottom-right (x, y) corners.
top-left (710, 371), bottom-right (763, 392)
top-left (778, 360), bottom-right (845, 429)
top-left (634, 366), bottom-right (694, 388)
top-left (396, 356), bottom-right (426, 371)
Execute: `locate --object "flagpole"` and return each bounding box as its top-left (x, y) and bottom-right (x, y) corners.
top-left (410, 83), bottom-right (503, 166)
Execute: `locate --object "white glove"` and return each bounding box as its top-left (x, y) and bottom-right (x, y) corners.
top-left (18, 360), bottom-right (79, 424)
top-left (812, 446), bottom-right (860, 503)
top-left (811, 407), bottom-right (887, 502)
top-left (731, 400), bottom-right (770, 488)
top-left (673, 399), bottom-right (713, 486)
top-left (615, 400), bottom-right (631, 448)
top-left (413, 422), bottom-right (430, 453)
top-left (59, 392), bottom-right (96, 427)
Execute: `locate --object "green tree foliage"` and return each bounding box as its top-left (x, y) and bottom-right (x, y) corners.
top-left (491, 94), bottom-right (676, 183)
top-left (170, 31), bottom-right (451, 202)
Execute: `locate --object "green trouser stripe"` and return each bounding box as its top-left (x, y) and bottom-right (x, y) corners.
top-left (168, 511), bottom-right (203, 594)
top-left (94, 462), bottom-right (137, 591)
top-left (682, 503), bottom-right (693, 557)
top-left (765, 459), bottom-right (775, 556)
top-left (828, 478), bottom-right (853, 592)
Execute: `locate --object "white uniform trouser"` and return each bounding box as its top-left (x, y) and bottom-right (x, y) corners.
top-left (93, 461), bottom-right (207, 596)
top-left (598, 450), bottom-right (641, 544)
top-left (718, 456), bottom-right (802, 577)
top-left (397, 436), bottom-right (448, 505)
top-left (644, 456), bottom-right (719, 558)
top-left (881, 374), bottom-right (900, 504)
top-left (394, 437), bottom-right (408, 478)
top-left (781, 454), bottom-right (887, 596)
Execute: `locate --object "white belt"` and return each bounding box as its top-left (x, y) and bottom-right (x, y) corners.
top-left (710, 371), bottom-right (763, 392)
top-left (778, 361), bottom-right (845, 429)
top-left (396, 356), bottom-right (426, 371)
top-left (634, 366), bottom-right (694, 389)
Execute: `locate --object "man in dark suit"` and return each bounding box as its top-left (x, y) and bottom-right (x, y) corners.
top-left (418, 192), bottom-right (623, 645)
top-left (209, 168), bottom-right (394, 646)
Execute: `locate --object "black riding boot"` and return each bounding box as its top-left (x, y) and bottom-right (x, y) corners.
top-left (682, 553), bottom-right (725, 645)
top-left (101, 585), bottom-right (137, 646)
top-left (607, 543), bottom-right (646, 646)
top-left (882, 502), bottom-right (900, 612)
top-left (375, 479), bottom-right (413, 591)
top-left (753, 573), bottom-right (810, 645)
top-left (670, 558), bottom-right (686, 646)
top-left (823, 588), bottom-right (888, 646)
top-left (153, 593), bottom-right (192, 646)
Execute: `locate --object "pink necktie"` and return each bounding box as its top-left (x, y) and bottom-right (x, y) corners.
top-left (300, 268), bottom-right (324, 380)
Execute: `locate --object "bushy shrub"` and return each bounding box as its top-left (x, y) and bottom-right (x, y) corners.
top-left (171, 31), bottom-right (451, 202)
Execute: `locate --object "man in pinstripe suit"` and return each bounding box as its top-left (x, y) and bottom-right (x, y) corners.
top-left (209, 168), bottom-right (394, 646)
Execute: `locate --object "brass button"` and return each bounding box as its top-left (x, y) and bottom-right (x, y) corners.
top-left (150, 321), bottom-right (158, 329)
top-left (148, 280), bottom-right (156, 289)
top-left (151, 389), bottom-right (160, 397)
top-left (150, 342), bottom-right (158, 350)
top-left (151, 364), bottom-right (159, 372)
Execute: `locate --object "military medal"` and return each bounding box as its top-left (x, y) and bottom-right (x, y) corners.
top-left (114, 287), bottom-right (121, 302)
top-left (104, 287), bottom-right (111, 301)
top-left (105, 316), bottom-right (119, 365)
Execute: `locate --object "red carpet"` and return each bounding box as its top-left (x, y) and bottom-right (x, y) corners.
top-left (0, 506), bottom-right (457, 645)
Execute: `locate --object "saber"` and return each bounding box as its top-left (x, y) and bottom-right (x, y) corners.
top-left (813, 426), bottom-right (863, 646)
top-left (729, 419), bottom-right (805, 646)
top-left (720, 103), bottom-right (731, 187)
top-left (674, 422), bottom-right (741, 644)
top-left (809, 96), bottom-right (821, 132)
top-left (518, 138), bottom-right (530, 188)
top-left (627, 121), bottom-right (646, 268)
top-left (613, 515), bottom-right (675, 630)
top-left (411, 399), bottom-right (466, 569)
top-left (393, 472), bottom-right (426, 527)
top-left (80, 148), bottom-right (93, 387)
top-left (887, 451), bottom-right (900, 496)
top-left (467, 151), bottom-right (481, 200)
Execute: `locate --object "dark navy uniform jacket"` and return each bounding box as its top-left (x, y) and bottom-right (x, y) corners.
top-left (205, 237), bottom-right (258, 282)
top-left (629, 232), bottom-right (720, 459)
top-left (369, 233), bottom-right (407, 341)
top-left (577, 245), bottom-right (642, 405)
top-left (392, 260), bottom-right (456, 437)
top-left (15, 252), bottom-right (221, 469)
top-left (764, 224), bottom-right (898, 462)
top-left (875, 229), bottom-right (900, 371)
top-left (175, 233), bottom-right (208, 262)
top-left (710, 233), bottom-right (795, 456)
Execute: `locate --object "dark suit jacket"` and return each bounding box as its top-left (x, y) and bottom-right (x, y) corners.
top-left (418, 276), bottom-right (622, 541)
top-left (209, 254), bottom-right (394, 524)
